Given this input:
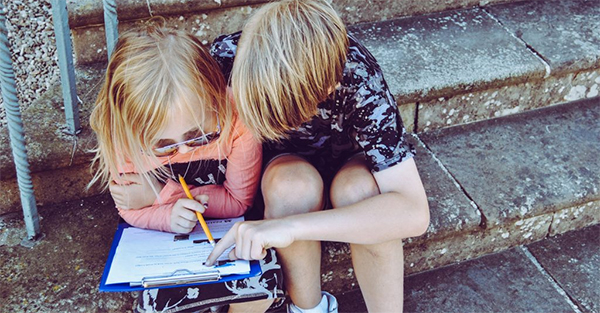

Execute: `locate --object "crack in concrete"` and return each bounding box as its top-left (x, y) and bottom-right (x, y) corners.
top-left (69, 135), bottom-right (78, 166)
top-left (546, 214), bottom-right (555, 238)
top-left (413, 101), bottom-right (420, 133)
top-left (482, 8), bottom-right (552, 78)
top-left (412, 133), bottom-right (488, 229)
top-left (520, 246), bottom-right (583, 313)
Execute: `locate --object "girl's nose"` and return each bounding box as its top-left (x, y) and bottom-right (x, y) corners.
top-left (177, 144), bottom-right (194, 154)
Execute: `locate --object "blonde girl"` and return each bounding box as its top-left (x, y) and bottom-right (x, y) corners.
top-left (206, 1), bottom-right (430, 313)
top-left (89, 26), bottom-right (283, 313)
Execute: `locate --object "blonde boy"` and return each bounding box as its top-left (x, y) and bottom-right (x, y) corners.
top-left (207, 1), bottom-right (430, 312)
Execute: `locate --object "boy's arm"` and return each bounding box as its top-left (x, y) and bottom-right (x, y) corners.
top-left (206, 158), bottom-right (429, 264)
top-left (291, 157), bottom-right (429, 243)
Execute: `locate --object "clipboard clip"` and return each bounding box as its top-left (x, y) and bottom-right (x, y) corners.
top-left (130, 269), bottom-right (221, 288)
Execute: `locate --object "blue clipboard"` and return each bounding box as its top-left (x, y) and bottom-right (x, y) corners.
top-left (99, 222), bottom-right (262, 292)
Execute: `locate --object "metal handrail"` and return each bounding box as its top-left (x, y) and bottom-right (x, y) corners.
top-left (0, 3), bottom-right (41, 240)
top-left (0, 0), bottom-right (118, 242)
top-left (50, 0), bottom-right (81, 136)
top-left (103, 0), bottom-right (119, 59)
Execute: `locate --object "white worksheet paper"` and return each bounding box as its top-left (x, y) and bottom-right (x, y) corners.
top-left (105, 217), bottom-right (248, 285)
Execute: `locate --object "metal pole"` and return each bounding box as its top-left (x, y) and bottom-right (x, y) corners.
top-left (103, 0), bottom-right (119, 59)
top-left (0, 4), bottom-right (41, 240)
top-left (50, 0), bottom-right (80, 135)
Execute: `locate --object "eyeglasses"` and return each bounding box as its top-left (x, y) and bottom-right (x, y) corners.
top-left (152, 116), bottom-right (221, 157)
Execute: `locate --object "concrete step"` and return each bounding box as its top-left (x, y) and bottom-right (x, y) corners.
top-left (0, 63), bottom-right (105, 213)
top-left (339, 225), bottom-right (599, 312)
top-left (69, 0), bottom-right (535, 65)
top-left (1, 96), bottom-right (597, 312)
top-left (322, 97), bottom-right (600, 293)
top-left (1, 0), bottom-right (597, 214)
top-left (351, 0), bottom-right (600, 132)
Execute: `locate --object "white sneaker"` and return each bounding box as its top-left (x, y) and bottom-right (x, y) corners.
top-left (287, 291), bottom-right (338, 313)
top-left (322, 291), bottom-right (338, 313)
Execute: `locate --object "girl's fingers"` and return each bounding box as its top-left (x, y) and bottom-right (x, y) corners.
top-left (174, 218), bottom-right (195, 233)
top-left (179, 198), bottom-right (206, 214)
top-left (119, 173), bottom-right (143, 184)
top-left (177, 213), bottom-right (197, 225)
top-left (177, 206), bottom-right (198, 223)
top-left (194, 194), bottom-right (209, 208)
top-left (108, 182), bottom-right (123, 196)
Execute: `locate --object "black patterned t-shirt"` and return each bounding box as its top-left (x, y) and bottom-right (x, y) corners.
top-left (210, 31), bottom-right (414, 178)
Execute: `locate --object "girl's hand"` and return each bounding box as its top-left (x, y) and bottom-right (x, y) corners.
top-left (170, 195), bottom-right (208, 234)
top-left (109, 173), bottom-right (164, 210)
top-left (204, 219), bottom-right (295, 265)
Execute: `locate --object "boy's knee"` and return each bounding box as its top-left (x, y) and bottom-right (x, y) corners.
top-left (330, 174), bottom-right (379, 208)
top-left (262, 161), bottom-right (324, 219)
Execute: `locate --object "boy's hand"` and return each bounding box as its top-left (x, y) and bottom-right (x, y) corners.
top-left (205, 219), bottom-right (295, 266)
top-left (109, 173), bottom-right (164, 210)
top-left (170, 196), bottom-right (207, 234)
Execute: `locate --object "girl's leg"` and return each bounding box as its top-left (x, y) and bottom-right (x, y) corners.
top-left (330, 157), bottom-right (405, 312)
top-left (262, 155), bottom-right (325, 310)
top-left (228, 298), bottom-right (274, 313)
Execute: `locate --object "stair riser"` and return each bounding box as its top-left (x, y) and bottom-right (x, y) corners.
top-left (70, 0), bottom-right (526, 65)
top-left (320, 200), bottom-right (599, 294)
top-left (415, 68), bottom-right (600, 132)
top-left (0, 164), bottom-right (102, 215)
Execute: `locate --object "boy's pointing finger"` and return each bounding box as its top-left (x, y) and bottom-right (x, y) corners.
top-left (205, 224), bottom-right (239, 266)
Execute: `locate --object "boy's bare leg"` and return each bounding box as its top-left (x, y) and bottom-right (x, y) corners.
top-left (229, 298), bottom-right (274, 313)
top-left (350, 240), bottom-right (405, 312)
top-left (330, 157), bottom-right (405, 312)
top-left (261, 155), bottom-right (325, 310)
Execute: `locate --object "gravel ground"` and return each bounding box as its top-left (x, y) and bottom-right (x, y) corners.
top-left (0, 0), bottom-right (59, 126)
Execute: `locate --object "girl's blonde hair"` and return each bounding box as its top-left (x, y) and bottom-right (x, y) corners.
top-left (89, 25), bottom-right (232, 189)
top-left (232, 0), bottom-right (348, 142)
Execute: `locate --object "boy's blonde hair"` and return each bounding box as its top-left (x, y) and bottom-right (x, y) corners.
top-left (89, 26), bottom-right (232, 189)
top-left (232, 0), bottom-right (348, 142)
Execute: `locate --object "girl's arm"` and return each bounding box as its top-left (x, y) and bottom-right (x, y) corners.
top-left (186, 123), bottom-right (263, 218)
top-left (114, 122), bottom-right (262, 232)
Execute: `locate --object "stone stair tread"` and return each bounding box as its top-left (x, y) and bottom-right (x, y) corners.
top-left (66, 0), bottom-right (524, 31)
top-left (419, 97), bottom-right (600, 228)
top-left (411, 135), bottom-right (483, 238)
top-left (350, 0), bottom-right (600, 104)
top-left (350, 7), bottom-right (546, 104)
top-left (487, 0), bottom-right (600, 75)
top-left (325, 97), bottom-right (598, 283)
top-left (320, 98), bottom-right (599, 291)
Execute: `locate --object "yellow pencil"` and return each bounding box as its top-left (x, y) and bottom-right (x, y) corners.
top-left (178, 174), bottom-right (215, 247)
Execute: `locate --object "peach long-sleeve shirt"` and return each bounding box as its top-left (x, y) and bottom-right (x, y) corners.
top-left (116, 116), bottom-right (262, 232)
